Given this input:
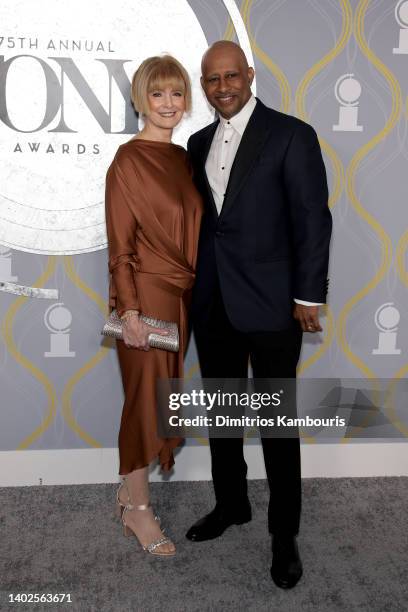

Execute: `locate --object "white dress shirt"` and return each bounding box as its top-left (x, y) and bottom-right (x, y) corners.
top-left (205, 94), bottom-right (321, 307)
top-left (205, 94), bottom-right (257, 215)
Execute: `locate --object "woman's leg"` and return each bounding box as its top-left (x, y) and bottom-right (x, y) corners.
top-left (118, 466), bottom-right (175, 554)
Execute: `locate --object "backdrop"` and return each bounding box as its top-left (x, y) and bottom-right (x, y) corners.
top-left (1, 0), bottom-right (407, 485)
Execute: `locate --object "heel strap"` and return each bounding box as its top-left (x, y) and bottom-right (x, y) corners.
top-left (124, 501), bottom-right (152, 511)
top-left (119, 477), bottom-right (152, 512)
top-left (116, 481), bottom-right (128, 508)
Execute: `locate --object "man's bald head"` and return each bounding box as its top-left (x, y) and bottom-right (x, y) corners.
top-left (200, 40), bottom-right (254, 119)
top-left (201, 40), bottom-right (249, 74)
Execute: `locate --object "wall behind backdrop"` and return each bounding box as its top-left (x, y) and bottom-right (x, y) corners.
top-left (1, 0), bottom-right (407, 486)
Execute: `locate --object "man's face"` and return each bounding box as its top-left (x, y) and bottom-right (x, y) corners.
top-left (201, 48), bottom-right (254, 119)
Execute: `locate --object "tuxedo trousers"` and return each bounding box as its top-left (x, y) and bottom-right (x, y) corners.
top-left (193, 280), bottom-right (303, 535)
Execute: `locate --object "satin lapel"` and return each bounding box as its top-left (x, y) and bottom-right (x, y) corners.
top-left (220, 102), bottom-right (271, 219)
top-left (199, 120), bottom-right (219, 219)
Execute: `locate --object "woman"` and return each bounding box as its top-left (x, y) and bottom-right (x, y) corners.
top-left (105, 55), bottom-right (203, 556)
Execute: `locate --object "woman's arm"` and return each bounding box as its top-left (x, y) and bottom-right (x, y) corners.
top-left (105, 152), bottom-right (168, 350)
top-left (105, 156), bottom-right (141, 318)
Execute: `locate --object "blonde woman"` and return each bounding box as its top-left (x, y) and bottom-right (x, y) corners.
top-left (105, 55), bottom-right (203, 556)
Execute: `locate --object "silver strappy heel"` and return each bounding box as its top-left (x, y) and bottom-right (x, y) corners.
top-left (118, 478), bottom-right (175, 557)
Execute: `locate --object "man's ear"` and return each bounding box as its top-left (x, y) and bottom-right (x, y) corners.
top-left (200, 75), bottom-right (204, 90)
top-left (248, 67), bottom-right (255, 85)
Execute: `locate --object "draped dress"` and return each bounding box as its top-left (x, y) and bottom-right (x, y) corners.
top-left (105, 139), bottom-right (203, 474)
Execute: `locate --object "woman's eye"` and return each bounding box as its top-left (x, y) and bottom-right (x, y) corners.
top-left (151, 92), bottom-right (162, 97)
top-left (173, 92), bottom-right (183, 97)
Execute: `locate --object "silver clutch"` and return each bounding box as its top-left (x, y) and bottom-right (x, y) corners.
top-left (102, 309), bottom-right (179, 352)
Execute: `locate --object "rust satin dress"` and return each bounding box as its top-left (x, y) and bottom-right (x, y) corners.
top-left (105, 139), bottom-right (203, 474)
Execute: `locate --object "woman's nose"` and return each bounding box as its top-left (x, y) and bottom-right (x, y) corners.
top-left (163, 93), bottom-right (173, 107)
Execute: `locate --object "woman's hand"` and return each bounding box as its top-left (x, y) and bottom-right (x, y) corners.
top-left (122, 314), bottom-right (168, 350)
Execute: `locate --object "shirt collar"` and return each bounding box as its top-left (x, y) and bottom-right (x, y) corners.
top-left (219, 95), bottom-right (257, 136)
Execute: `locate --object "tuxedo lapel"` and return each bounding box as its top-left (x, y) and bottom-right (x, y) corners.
top-left (199, 120), bottom-right (219, 219)
top-left (220, 100), bottom-right (271, 218)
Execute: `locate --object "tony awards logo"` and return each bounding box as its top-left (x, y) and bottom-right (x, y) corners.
top-left (333, 74), bottom-right (363, 132)
top-left (372, 303), bottom-right (402, 356)
top-left (0, 0), bottom-right (253, 256)
top-left (44, 303), bottom-right (75, 358)
top-left (393, 0), bottom-right (408, 54)
top-left (0, 246), bottom-right (18, 282)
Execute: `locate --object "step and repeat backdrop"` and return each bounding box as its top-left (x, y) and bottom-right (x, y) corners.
top-left (0, 0), bottom-right (407, 481)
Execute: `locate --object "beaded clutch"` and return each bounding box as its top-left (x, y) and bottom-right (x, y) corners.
top-left (101, 309), bottom-right (179, 352)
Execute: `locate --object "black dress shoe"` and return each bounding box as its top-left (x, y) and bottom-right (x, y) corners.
top-left (270, 535), bottom-right (303, 589)
top-left (185, 503), bottom-right (251, 542)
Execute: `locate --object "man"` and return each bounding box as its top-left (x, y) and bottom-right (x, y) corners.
top-left (186, 41), bottom-right (332, 589)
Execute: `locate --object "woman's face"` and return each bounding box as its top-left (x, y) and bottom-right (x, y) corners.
top-left (145, 83), bottom-right (186, 129)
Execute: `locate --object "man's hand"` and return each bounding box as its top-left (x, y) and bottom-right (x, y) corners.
top-left (293, 304), bottom-right (322, 333)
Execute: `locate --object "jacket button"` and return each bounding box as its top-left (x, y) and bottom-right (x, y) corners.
top-left (215, 231), bottom-right (224, 236)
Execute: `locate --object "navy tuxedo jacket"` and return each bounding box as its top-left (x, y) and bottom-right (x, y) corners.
top-left (188, 98), bottom-right (332, 332)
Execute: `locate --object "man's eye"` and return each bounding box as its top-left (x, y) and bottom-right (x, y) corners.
top-left (208, 77), bottom-right (218, 83)
top-left (226, 73), bottom-right (237, 78)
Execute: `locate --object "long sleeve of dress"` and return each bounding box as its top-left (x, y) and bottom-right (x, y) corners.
top-left (105, 156), bottom-right (141, 318)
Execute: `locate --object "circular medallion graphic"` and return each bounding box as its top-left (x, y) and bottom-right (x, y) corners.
top-left (0, 0), bottom-right (253, 254)
top-left (334, 74), bottom-right (362, 106)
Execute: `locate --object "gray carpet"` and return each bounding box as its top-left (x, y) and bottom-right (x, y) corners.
top-left (1, 478), bottom-right (408, 612)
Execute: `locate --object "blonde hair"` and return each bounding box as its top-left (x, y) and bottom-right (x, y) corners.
top-left (131, 55), bottom-right (192, 115)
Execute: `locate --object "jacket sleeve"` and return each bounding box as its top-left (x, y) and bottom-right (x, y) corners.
top-left (283, 122), bottom-right (332, 303)
top-left (105, 155), bottom-right (141, 318)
